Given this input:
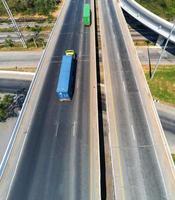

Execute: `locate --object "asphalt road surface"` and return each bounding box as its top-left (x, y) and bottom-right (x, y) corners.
top-left (136, 46), bottom-right (175, 65)
top-left (0, 79), bottom-right (30, 93)
top-left (1, 45), bottom-right (175, 68)
top-left (0, 51), bottom-right (42, 68)
top-left (7, 0), bottom-right (92, 199)
top-left (100, 0), bottom-right (170, 199)
top-left (156, 103), bottom-right (175, 153)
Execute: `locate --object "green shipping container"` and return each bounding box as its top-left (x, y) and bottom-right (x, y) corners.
top-left (83, 4), bottom-right (91, 26)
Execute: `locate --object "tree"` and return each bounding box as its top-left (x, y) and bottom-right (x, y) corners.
top-left (4, 36), bottom-right (14, 47)
top-left (0, 0), bottom-right (57, 15)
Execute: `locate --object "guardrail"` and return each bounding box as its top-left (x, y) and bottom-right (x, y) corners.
top-left (120, 0), bottom-right (175, 43)
top-left (0, 0), bottom-right (68, 179)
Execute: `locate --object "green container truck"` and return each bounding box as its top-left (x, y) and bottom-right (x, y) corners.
top-left (83, 4), bottom-right (91, 26)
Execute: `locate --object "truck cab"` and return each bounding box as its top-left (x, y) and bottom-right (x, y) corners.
top-left (65, 50), bottom-right (76, 59)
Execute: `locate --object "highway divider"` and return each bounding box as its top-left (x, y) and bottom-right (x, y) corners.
top-left (89, 0), bottom-right (101, 199)
top-left (97, 0), bottom-right (125, 198)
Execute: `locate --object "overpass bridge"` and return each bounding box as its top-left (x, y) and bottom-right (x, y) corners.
top-left (0, 0), bottom-right (100, 199)
top-left (121, 0), bottom-right (175, 44)
top-left (0, 0), bottom-right (174, 199)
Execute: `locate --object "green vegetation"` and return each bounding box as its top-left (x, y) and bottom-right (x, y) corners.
top-left (0, 67), bottom-right (36, 72)
top-left (145, 66), bottom-right (175, 105)
top-left (0, 33), bottom-right (46, 50)
top-left (136, 0), bottom-right (175, 20)
top-left (0, 25), bottom-right (52, 33)
top-left (0, 0), bottom-right (58, 16)
top-left (172, 154), bottom-right (175, 163)
top-left (134, 40), bottom-right (154, 46)
top-left (0, 95), bottom-right (14, 121)
top-left (4, 36), bottom-right (14, 47)
top-left (0, 43), bottom-right (43, 51)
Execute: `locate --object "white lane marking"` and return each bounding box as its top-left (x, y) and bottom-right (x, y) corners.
top-left (131, 125), bottom-right (136, 141)
top-left (122, 81), bottom-right (126, 93)
top-left (76, 82), bottom-right (79, 90)
top-left (72, 121), bottom-right (77, 137)
top-left (55, 122), bottom-right (59, 137)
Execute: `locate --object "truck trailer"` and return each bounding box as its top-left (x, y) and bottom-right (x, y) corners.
top-left (56, 51), bottom-right (76, 101)
top-left (83, 3), bottom-right (91, 26)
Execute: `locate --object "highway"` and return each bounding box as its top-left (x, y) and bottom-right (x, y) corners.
top-left (0, 51), bottom-right (41, 68)
top-left (0, 79), bottom-right (30, 93)
top-left (5, 0), bottom-right (98, 199)
top-left (136, 46), bottom-right (175, 65)
top-left (99, 0), bottom-right (175, 199)
top-left (1, 46), bottom-right (175, 68)
top-left (156, 103), bottom-right (175, 153)
top-left (158, 106), bottom-right (175, 136)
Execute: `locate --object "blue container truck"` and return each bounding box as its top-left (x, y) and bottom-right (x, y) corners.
top-left (56, 51), bottom-right (76, 101)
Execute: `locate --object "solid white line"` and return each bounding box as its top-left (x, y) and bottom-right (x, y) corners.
top-left (55, 122), bottom-right (59, 137)
top-left (72, 121), bottom-right (77, 137)
top-left (122, 81), bottom-right (126, 93)
top-left (131, 125), bottom-right (136, 141)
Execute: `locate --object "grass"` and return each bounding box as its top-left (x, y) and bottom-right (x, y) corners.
top-left (145, 66), bottom-right (175, 105)
top-left (0, 45), bottom-right (43, 51)
top-left (0, 67), bottom-right (36, 72)
top-left (0, 46), bottom-right (42, 51)
top-left (0, 37), bottom-right (46, 51)
top-left (172, 154), bottom-right (175, 163)
top-left (0, 25), bottom-right (52, 33)
top-left (136, 0), bottom-right (175, 21)
top-left (0, 94), bottom-right (14, 122)
top-left (134, 40), bottom-right (154, 46)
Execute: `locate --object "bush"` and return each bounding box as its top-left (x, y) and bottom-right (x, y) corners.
top-left (136, 0), bottom-right (175, 20)
top-left (0, 0), bottom-right (58, 16)
top-left (4, 36), bottom-right (14, 47)
top-left (0, 95), bottom-right (14, 121)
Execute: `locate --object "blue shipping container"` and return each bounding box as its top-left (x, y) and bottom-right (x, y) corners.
top-left (56, 55), bottom-right (75, 101)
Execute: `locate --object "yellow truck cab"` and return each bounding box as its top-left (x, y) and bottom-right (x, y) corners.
top-left (65, 50), bottom-right (76, 59)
